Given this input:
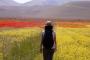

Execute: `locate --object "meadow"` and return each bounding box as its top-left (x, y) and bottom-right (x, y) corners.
top-left (0, 20), bottom-right (90, 60)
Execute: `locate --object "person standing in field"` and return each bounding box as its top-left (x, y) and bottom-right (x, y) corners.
top-left (40, 21), bottom-right (57, 60)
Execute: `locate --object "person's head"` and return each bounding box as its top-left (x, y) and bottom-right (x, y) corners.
top-left (45, 21), bottom-right (53, 30)
top-left (45, 21), bottom-right (53, 26)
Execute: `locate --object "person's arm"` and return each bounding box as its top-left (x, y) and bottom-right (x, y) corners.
top-left (40, 32), bottom-right (43, 53)
top-left (54, 31), bottom-right (57, 51)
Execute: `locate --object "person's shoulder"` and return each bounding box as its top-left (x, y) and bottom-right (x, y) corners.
top-left (42, 30), bottom-right (45, 35)
top-left (53, 31), bottom-right (55, 33)
top-left (42, 30), bottom-right (45, 33)
top-left (53, 31), bottom-right (56, 34)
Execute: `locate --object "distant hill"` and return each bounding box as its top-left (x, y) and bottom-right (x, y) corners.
top-left (0, 1), bottom-right (90, 20)
top-left (23, 0), bottom-right (63, 6)
top-left (31, 1), bottom-right (90, 19)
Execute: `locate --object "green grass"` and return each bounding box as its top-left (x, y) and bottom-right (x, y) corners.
top-left (0, 27), bottom-right (90, 60)
top-left (0, 28), bottom-right (42, 60)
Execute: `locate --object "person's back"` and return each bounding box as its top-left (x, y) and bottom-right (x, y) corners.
top-left (42, 25), bottom-right (54, 49)
top-left (40, 21), bottom-right (57, 60)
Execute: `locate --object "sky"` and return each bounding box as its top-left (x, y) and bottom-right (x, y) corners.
top-left (13, 0), bottom-right (90, 4)
top-left (14, 0), bottom-right (32, 3)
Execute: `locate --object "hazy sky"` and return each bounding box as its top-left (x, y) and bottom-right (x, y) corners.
top-left (14, 0), bottom-right (32, 3)
top-left (14, 0), bottom-right (90, 4)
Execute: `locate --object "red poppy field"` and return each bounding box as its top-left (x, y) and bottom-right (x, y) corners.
top-left (0, 19), bottom-right (90, 28)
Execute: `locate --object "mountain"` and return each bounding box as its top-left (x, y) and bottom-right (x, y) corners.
top-left (34, 1), bottom-right (90, 19)
top-left (65, 1), bottom-right (90, 7)
top-left (23, 0), bottom-right (66, 6)
top-left (23, 0), bottom-right (46, 6)
top-left (0, 0), bottom-right (19, 6)
top-left (0, 1), bottom-right (90, 19)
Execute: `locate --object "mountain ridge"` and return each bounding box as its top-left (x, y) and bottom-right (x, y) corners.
top-left (0, 1), bottom-right (90, 20)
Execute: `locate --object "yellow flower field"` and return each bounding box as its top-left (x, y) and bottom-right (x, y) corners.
top-left (0, 27), bottom-right (90, 60)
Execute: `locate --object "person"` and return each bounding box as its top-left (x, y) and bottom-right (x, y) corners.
top-left (40, 21), bottom-right (57, 60)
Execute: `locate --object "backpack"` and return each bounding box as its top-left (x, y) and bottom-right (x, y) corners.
top-left (42, 29), bottom-right (54, 49)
